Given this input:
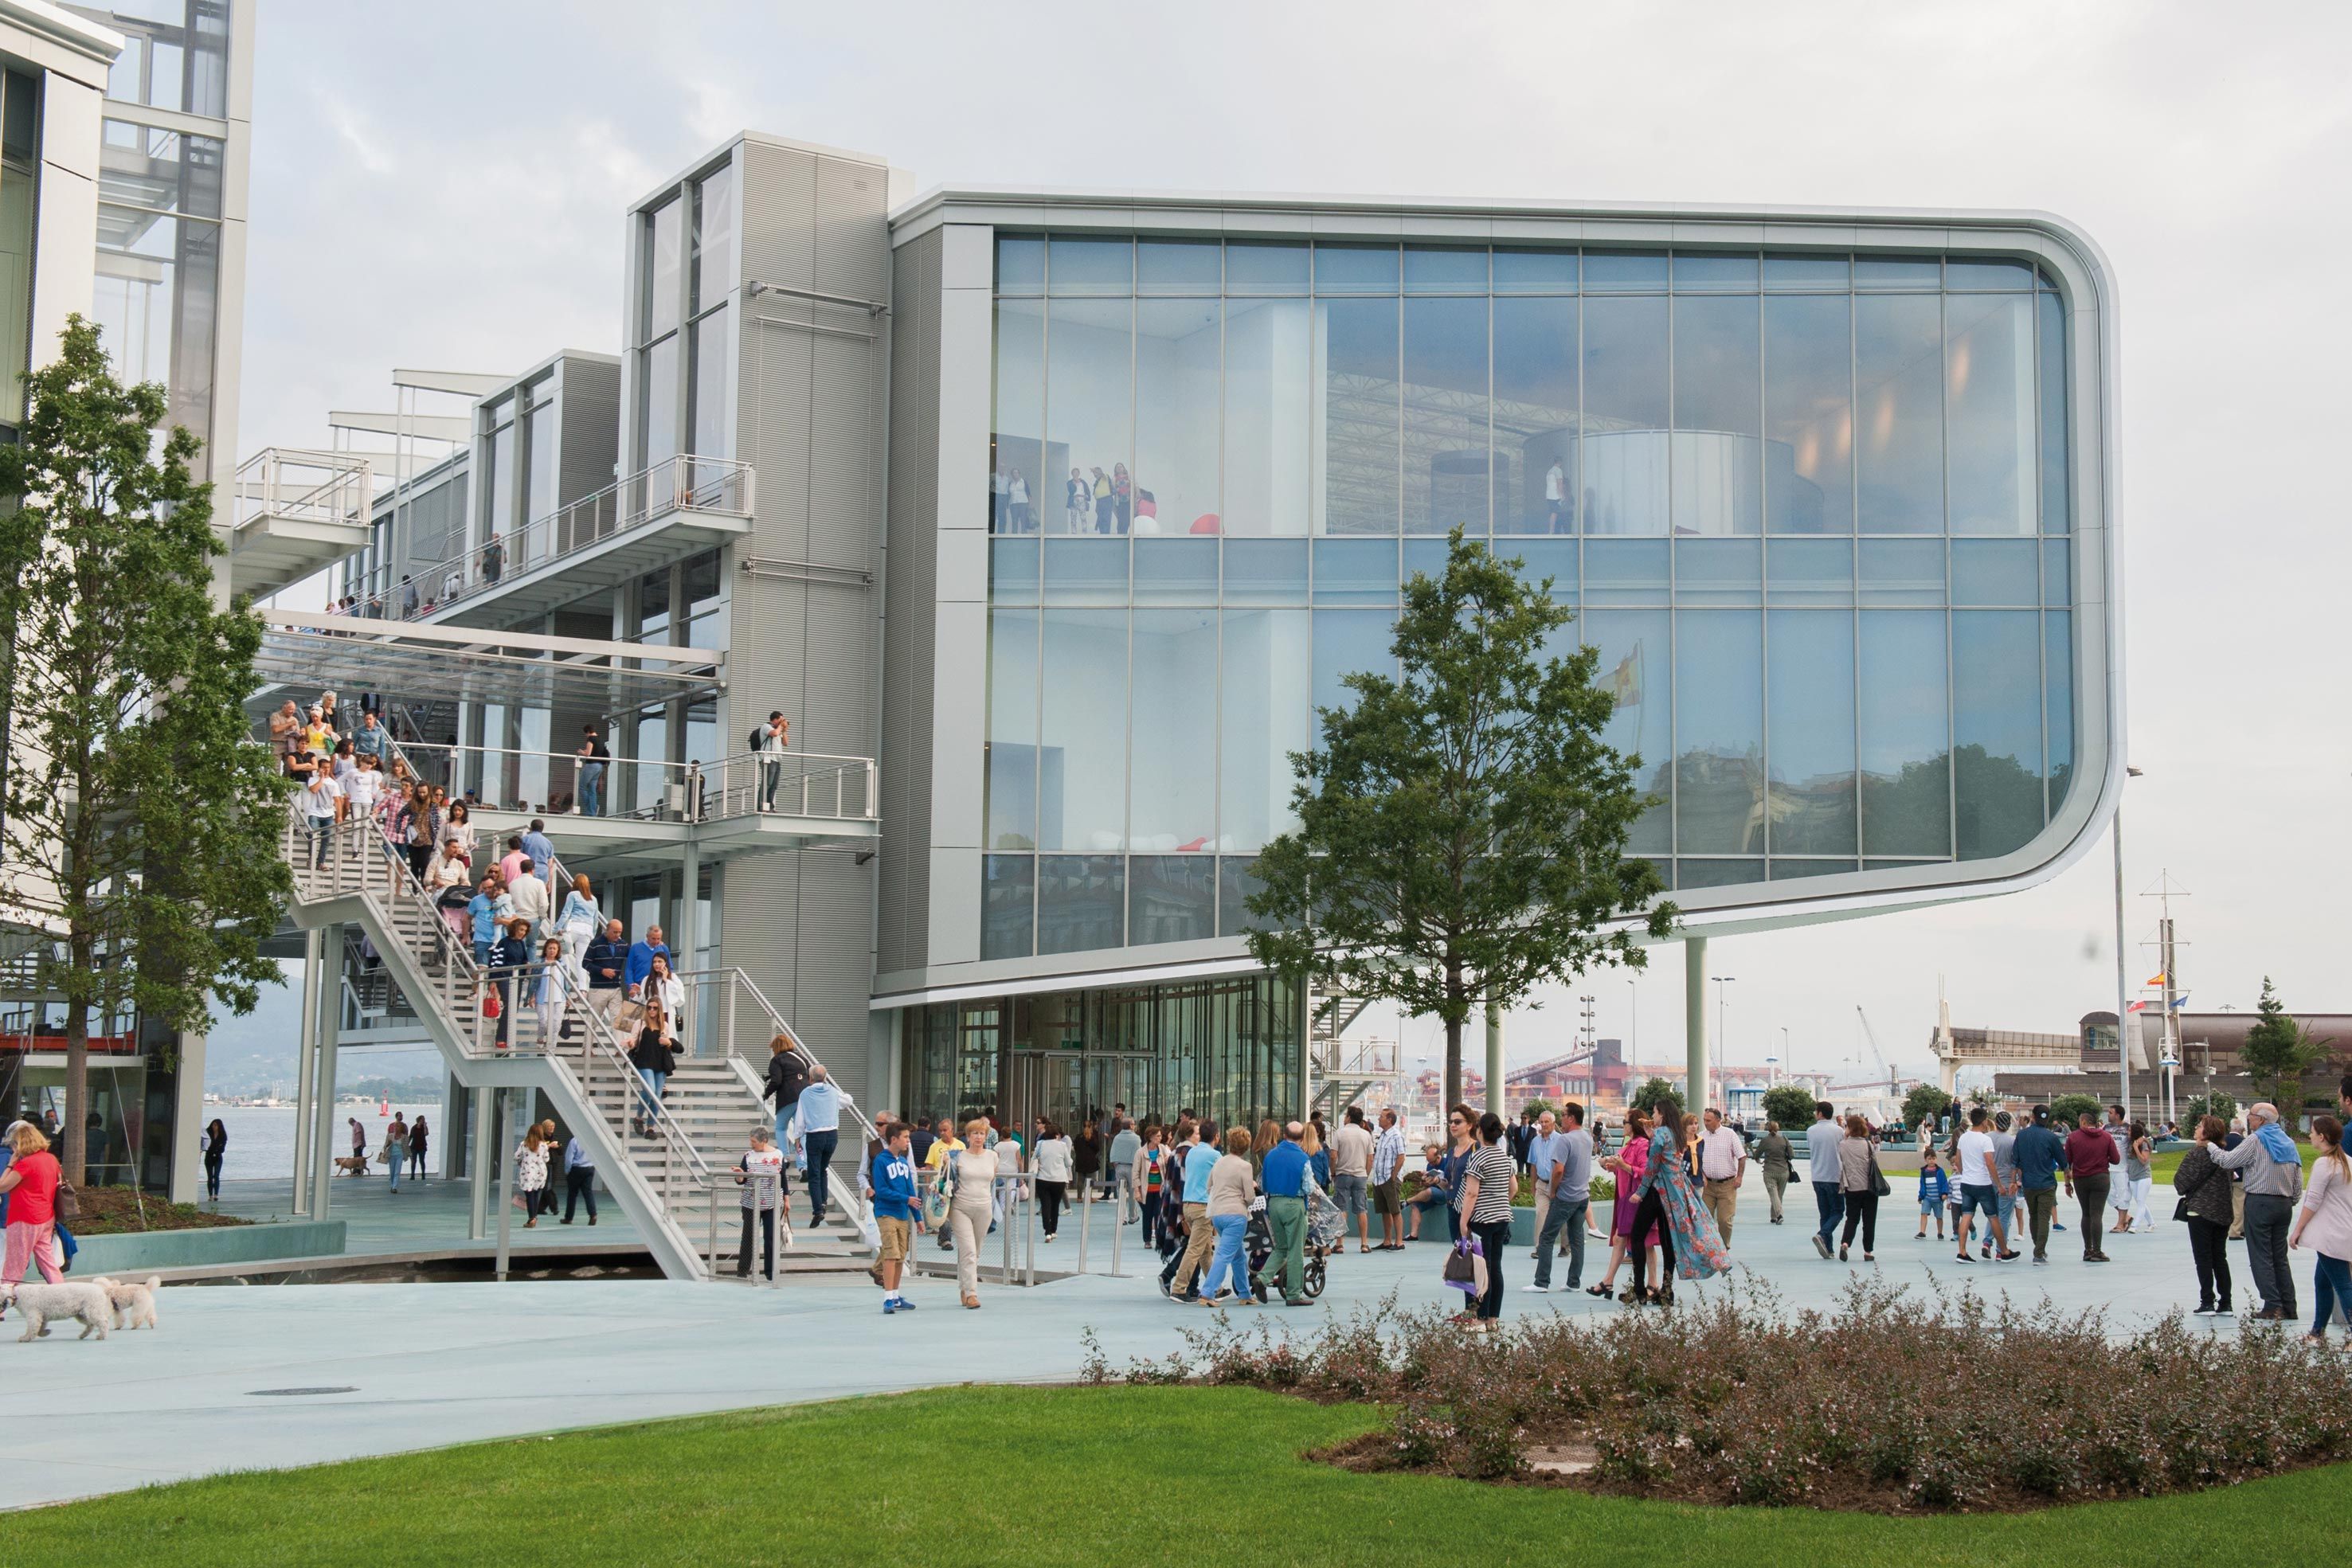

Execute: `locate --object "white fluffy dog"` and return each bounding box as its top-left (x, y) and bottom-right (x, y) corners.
top-left (92, 1275), bottom-right (160, 1331)
top-left (0, 1279), bottom-right (112, 1341)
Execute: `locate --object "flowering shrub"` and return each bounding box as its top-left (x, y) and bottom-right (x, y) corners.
top-left (1090, 1277), bottom-right (2352, 1512)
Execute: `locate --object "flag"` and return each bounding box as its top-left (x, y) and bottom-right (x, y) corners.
top-left (2126, 1000), bottom-right (2147, 1014)
top-left (2144, 972), bottom-right (2168, 988)
top-left (1607, 649), bottom-right (1642, 708)
top-left (2168, 992), bottom-right (2190, 1010)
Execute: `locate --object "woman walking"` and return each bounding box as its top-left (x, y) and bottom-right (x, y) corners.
top-left (408, 1115), bottom-right (429, 1183)
top-left (1032, 1119), bottom-right (1073, 1241)
top-left (641, 954), bottom-right (687, 1058)
top-left (554, 874), bottom-right (601, 970)
top-left (0, 1124), bottom-right (65, 1286)
top-left (1629, 1112), bottom-right (1731, 1306)
top-left (1459, 1111), bottom-right (1518, 1325)
top-left (1137, 1124), bottom-right (1169, 1249)
top-left (514, 1125), bottom-right (551, 1226)
top-left (2291, 1115), bottom-right (2352, 1341)
top-left (1837, 1114), bottom-right (1882, 1261)
top-left (1591, 1108), bottom-right (1653, 1300)
top-left (2125, 1121), bottom-right (2157, 1234)
top-left (1072, 1121), bottom-right (1102, 1207)
top-left (2172, 1113), bottom-right (2235, 1315)
top-left (534, 936), bottom-right (575, 1046)
top-left (202, 1117), bottom-right (229, 1201)
top-left (945, 1117), bottom-right (999, 1309)
top-left (1199, 1127), bottom-right (1258, 1307)
top-left (628, 1000), bottom-right (677, 1136)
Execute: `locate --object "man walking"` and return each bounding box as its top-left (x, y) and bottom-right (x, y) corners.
top-left (871, 1122), bottom-right (921, 1314)
top-left (1527, 1102), bottom-right (1591, 1292)
top-left (562, 1130), bottom-right (598, 1224)
top-left (1756, 1120), bottom-right (1794, 1224)
top-left (624, 924), bottom-right (671, 996)
top-left (1990, 1110), bottom-right (2022, 1257)
top-left (2106, 1105), bottom-right (2134, 1238)
top-left (1166, 1120), bottom-right (1220, 1300)
top-left (1697, 1107), bottom-right (1745, 1245)
top-left (1953, 1105), bottom-right (2017, 1262)
top-left (521, 819), bottom-right (557, 895)
top-left (1256, 1121), bottom-right (1312, 1306)
top-left (2063, 1109), bottom-right (2120, 1261)
top-left (1371, 1107), bottom-right (1406, 1250)
top-left (1808, 1101), bottom-right (1845, 1258)
top-left (796, 1066), bottom-right (850, 1228)
top-left (2013, 1105), bottom-right (2066, 1263)
top-left (584, 919), bottom-right (628, 1028)
top-left (1329, 1106), bottom-right (1375, 1253)
top-left (2205, 1101), bottom-right (2304, 1320)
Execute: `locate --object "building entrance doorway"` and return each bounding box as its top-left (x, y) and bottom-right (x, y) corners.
top-left (1005, 1050), bottom-right (1150, 1138)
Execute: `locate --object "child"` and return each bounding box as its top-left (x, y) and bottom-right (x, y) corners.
top-left (1916, 1148), bottom-right (1952, 1239)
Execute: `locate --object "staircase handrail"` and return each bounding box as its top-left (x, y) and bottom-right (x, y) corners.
top-left (671, 963), bottom-right (884, 1152)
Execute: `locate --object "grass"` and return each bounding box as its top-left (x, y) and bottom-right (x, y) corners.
top-left (2149, 1143), bottom-right (2322, 1184)
top-left (11, 1384), bottom-right (2349, 1566)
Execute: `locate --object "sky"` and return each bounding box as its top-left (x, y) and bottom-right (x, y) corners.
top-left (217, 1), bottom-right (2352, 1093)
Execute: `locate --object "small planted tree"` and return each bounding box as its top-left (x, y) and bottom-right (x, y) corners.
top-left (1760, 1083), bottom-right (1818, 1130)
top-left (1247, 530), bottom-right (1674, 1112)
top-left (1631, 1077), bottom-right (1686, 1124)
top-left (2048, 1092), bottom-right (2102, 1130)
top-left (2240, 977), bottom-right (2327, 1131)
top-left (1903, 1084), bottom-right (1955, 1132)
top-left (0, 317), bottom-right (289, 1183)
top-left (2182, 1090), bottom-right (2237, 1130)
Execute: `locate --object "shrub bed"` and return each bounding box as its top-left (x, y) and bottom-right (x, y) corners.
top-left (69, 1186), bottom-right (252, 1235)
top-left (1082, 1277), bottom-right (2352, 1513)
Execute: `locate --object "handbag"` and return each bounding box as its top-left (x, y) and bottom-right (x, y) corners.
top-left (1442, 1234), bottom-right (1482, 1296)
top-left (1869, 1150), bottom-right (1891, 1198)
top-left (480, 987), bottom-right (503, 1020)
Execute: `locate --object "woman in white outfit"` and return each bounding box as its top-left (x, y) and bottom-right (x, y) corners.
top-left (554, 874), bottom-right (601, 968)
top-left (947, 1118), bottom-right (1000, 1311)
top-left (1031, 1120), bottom-right (1074, 1241)
top-left (533, 936), bottom-right (579, 1047)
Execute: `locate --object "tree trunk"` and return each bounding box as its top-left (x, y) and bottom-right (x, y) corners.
top-left (62, 984), bottom-right (88, 1187)
top-left (1442, 959), bottom-right (1464, 1112)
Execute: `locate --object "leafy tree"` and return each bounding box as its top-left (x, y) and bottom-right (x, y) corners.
top-left (2182, 1090), bottom-right (2237, 1132)
top-left (1631, 1077), bottom-right (1686, 1124)
top-left (1248, 530), bottom-right (1675, 1111)
top-left (0, 317), bottom-right (289, 1183)
top-left (2048, 1093), bottom-right (2102, 1130)
top-left (2240, 977), bottom-right (2327, 1131)
top-left (1760, 1083), bottom-right (1818, 1131)
top-left (1519, 1097), bottom-right (1555, 1122)
top-left (1903, 1084), bottom-right (1955, 1132)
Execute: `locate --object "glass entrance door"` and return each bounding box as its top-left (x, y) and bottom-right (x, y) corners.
top-left (1008, 1052), bottom-right (1153, 1136)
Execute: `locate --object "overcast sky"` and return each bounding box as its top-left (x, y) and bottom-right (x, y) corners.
top-left (223, 2), bottom-right (2352, 1089)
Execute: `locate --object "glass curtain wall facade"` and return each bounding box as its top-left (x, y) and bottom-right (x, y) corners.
top-left (0, 68), bottom-right (38, 438)
top-left (632, 154), bottom-right (737, 475)
top-left (983, 235), bottom-right (2076, 958)
top-left (902, 972), bottom-right (1301, 1133)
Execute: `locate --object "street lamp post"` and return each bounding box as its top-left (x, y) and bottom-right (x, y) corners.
top-left (1711, 976), bottom-right (1736, 1095)
top-left (2113, 766), bottom-right (2142, 1122)
top-left (1626, 976), bottom-right (1638, 1082)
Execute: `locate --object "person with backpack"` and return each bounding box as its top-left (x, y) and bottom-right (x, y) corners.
top-left (751, 710), bottom-right (789, 812)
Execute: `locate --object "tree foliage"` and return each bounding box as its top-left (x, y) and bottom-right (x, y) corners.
top-left (2240, 977), bottom-right (2327, 1128)
top-left (1246, 530), bottom-right (1674, 1110)
top-left (1760, 1083), bottom-right (1818, 1131)
top-left (1903, 1084), bottom-right (1955, 1132)
top-left (2048, 1093), bottom-right (2103, 1130)
top-left (1631, 1077), bottom-right (1686, 1124)
top-left (0, 316), bottom-right (289, 1182)
top-left (2182, 1091), bottom-right (2237, 1132)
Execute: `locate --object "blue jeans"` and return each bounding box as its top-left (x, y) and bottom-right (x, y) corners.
top-left (2311, 1251), bottom-right (2352, 1336)
top-left (803, 1128), bottom-right (838, 1222)
top-left (385, 1147), bottom-right (404, 1189)
top-left (1202, 1213), bottom-right (1249, 1298)
top-left (1532, 1195), bottom-right (1587, 1288)
top-left (578, 761), bottom-right (604, 816)
top-left (1813, 1179), bottom-right (1845, 1247)
top-left (636, 1068), bottom-right (666, 1122)
top-left (772, 1093), bottom-right (799, 1152)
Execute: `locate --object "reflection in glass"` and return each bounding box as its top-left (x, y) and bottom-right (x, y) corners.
top-left (1763, 294), bottom-right (1853, 532)
top-left (1672, 294), bottom-right (1762, 536)
top-left (1858, 611), bottom-right (1949, 857)
top-left (2037, 291), bottom-right (2070, 533)
top-left (1047, 235), bottom-right (1131, 293)
top-left (1404, 244), bottom-right (1488, 292)
top-left (1218, 857), bottom-right (1268, 936)
top-left (1312, 608), bottom-right (1395, 718)
top-left (1945, 292), bottom-right (2034, 535)
top-left (1855, 295), bottom-right (1943, 533)
top-left (1855, 255), bottom-right (1939, 290)
top-left (1315, 242), bottom-right (1399, 293)
top-left (1493, 247), bottom-right (1577, 292)
top-left (1039, 856), bottom-right (1125, 954)
top-left (1226, 241), bottom-right (1309, 294)
top-left (1041, 538), bottom-right (1128, 605)
top-left (1770, 858), bottom-right (1855, 881)
top-left (1313, 538), bottom-right (1397, 603)
top-left (1766, 538), bottom-right (1853, 603)
top-left (1583, 540), bottom-right (1669, 604)
top-left (1131, 609), bottom-right (1218, 850)
top-left (1674, 612), bottom-right (1764, 854)
top-left (644, 200), bottom-right (681, 338)
top-left (640, 335), bottom-right (678, 471)
top-left (1139, 238), bottom-right (1221, 292)
top-left (1133, 538), bottom-right (1217, 603)
top-left (1581, 295), bottom-right (1669, 534)
top-left (1766, 609), bottom-right (1857, 856)
top-left (1317, 297), bottom-right (1399, 534)
top-left (1950, 539), bottom-right (2039, 605)
top-left (983, 854), bottom-right (1036, 959)
top-left (1129, 857), bottom-right (1216, 944)
top-left (1047, 299), bottom-right (1133, 534)
top-left (1403, 296), bottom-right (1490, 534)
top-left (986, 609), bottom-right (1039, 850)
top-left (691, 162), bottom-right (737, 311)
top-left (1673, 252), bottom-right (1758, 291)
top-left (990, 538), bottom-right (1040, 604)
top-left (1223, 538), bottom-right (1308, 604)
top-left (1857, 538), bottom-right (1944, 604)
top-left (1493, 296), bottom-right (1577, 534)
top-left (1678, 858), bottom-right (1763, 889)
top-left (1763, 255), bottom-right (1849, 291)
top-left (1134, 298), bottom-right (1220, 537)
top-left (996, 234), bottom-right (1045, 292)
top-left (1676, 539), bottom-right (1760, 604)
top-left (689, 307), bottom-right (732, 459)
top-left (1222, 299), bottom-right (1310, 534)
top-left (1219, 609), bottom-right (1310, 850)
top-left (1039, 609), bottom-right (1129, 852)
top-left (1583, 250), bottom-right (1669, 291)
top-left (2045, 610), bottom-right (2073, 817)
top-left (1952, 610), bottom-right (2042, 859)
top-left (992, 299), bottom-right (1045, 530)
top-left (1581, 611), bottom-right (1671, 853)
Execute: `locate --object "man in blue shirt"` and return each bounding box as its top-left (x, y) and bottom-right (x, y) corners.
top-left (1165, 1120), bottom-right (1221, 1300)
top-left (2011, 1104), bottom-right (2068, 1265)
top-left (521, 818), bottom-right (557, 895)
top-left (869, 1121), bottom-right (921, 1313)
top-left (466, 874), bottom-right (499, 966)
top-left (794, 1066), bottom-right (849, 1227)
top-left (561, 1132), bottom-right (597, 1225)
top-left (351, 710), bottom-right (388, 762)
top-left (624, 925), bottom-right (671, 994)
top-left (1257, 1121), bottom-right (1312, 1306)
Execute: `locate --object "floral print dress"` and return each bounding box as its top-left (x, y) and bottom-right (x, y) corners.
top-left (1633, 1127), bottom-right (1732, 1281)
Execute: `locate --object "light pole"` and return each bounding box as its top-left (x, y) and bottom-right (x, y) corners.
top-left (1778, 1026), bottom-right (1790, 1081)
top-left (1711, 976), bottom-right (1736, 1088)
top-left (2112, 766), bottom-right (2142, 1122)
top-left (1626, 976), bottom-right (1638, 1082)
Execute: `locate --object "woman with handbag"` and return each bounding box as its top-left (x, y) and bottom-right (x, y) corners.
top-left (628, 996), bottom-right (677, 1137)
top-left (945, 1117), bottom-right (1000, 1310)
top-left (2172, 1113), bottom-right (2235, 1315)
top-left (513, 1125), bottom-right (551, 1226)
top-left (407, 1116), bottom-right (429, 1183)
top-left (1628, 1112), bottom-right (1731, 1307)
top-left (1591, 1108), bottom-right (1653, 1300)
top-left (1837, 1114), bottom-right (1884, 1261)
top-left (1458, 1111), bottom-right (1517, 1324)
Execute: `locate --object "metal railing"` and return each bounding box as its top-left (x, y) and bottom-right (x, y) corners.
top-left (401, 453), bottom-right (752, 620)
top-left (229, 448), bottom-right (374, 543)
top-left (383, 741), bottom-right (876, 827)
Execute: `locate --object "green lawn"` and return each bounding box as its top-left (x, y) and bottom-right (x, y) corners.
top-left (13, 1385), bottom-right (2350, 1566)
top-left (2150, 1143), bottom-right (2322, 1184)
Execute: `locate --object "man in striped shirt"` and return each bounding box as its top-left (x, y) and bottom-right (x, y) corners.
top-left (1371, 1109), bottom-right (1407, 1250)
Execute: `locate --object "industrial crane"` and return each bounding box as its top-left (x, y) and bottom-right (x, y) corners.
top-left (1840, 1006), bottom-right (1906, 1097)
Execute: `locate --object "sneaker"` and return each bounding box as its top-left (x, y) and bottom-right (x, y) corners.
top-left (894, 1298), bottom-right (917, 1312)
top-left (1996, 1249), bottom-right (2020, 1261)
top-left (1812, 1234), bottom-right (1831, 1260)
top-left (882, 1300), bottom-right (896, 1315)
top-left (1520, 1283), bottom-right (1551, 1294)
top-left (1954, 1252), bottom-right (1972, 1264)
top-left (2191, 1304), bottom-right (2217, 1316)
top-left (1980, 1243), bottom-right (1993, 1259)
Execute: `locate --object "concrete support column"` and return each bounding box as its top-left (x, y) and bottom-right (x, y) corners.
top-left (441, 1071), bottom-right (462, 1179)
top-left (493, 1088), bottom-right (515, 1281)
top-left (290, 927), bottom-right (323, 1216)
top-left (1484, 983), bottom-right (1505, 1117)
top-left (1685, 936), bottom-right (1709, 1117)
top-left (468, 1082), bottom-right (492, 1241)
top-left (169, 1027), bottom-right (206, 1204)
top-left (675, 839), bottom-right (699, 1050)
top-left (307, 933), bottom-right (339, 1221)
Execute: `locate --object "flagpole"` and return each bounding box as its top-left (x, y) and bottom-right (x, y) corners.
top-left (2112, 804), bottom-right (2131, 1122)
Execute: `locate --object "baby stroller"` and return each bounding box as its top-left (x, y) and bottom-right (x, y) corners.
top-left (1243, 1197), bottom-right (1327, 1303)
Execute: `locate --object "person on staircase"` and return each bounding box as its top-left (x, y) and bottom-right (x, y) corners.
top-left (640, 954), bottom-right (686, 1055)
top-left (627, 996), bottom-right (677, 1138)
top-left (735, 1126), bottom-right (785, 1279)
top-left (585, 919), bottom-right (629, 1031)
top-left (764, 1034), bottom-right (811, 1148)
top-left (796, 1066), bottom-right (852, 1229)
top-left (507, 854), bottom-right (550, 942)
top-left (624, 925), bottom-right (671, 998)
top-left (487, 918), bottom-right (532, 1050)
top-left (554, 875), bottom-right (602, 972)
top-left (535, 936), bottom-right (580, 1047)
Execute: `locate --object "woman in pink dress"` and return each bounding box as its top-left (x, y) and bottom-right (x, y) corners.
top-left (1587, 1108), bottom-right (1656, 1298)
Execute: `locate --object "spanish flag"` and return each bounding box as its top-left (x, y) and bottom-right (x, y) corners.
top-left (2143, 972), bottom-right (2168, 988)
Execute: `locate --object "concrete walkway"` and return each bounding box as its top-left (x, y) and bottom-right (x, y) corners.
top-left (2, 1175), bottom-right (2247, 1511)
top-left (212, 1173), bottom-right (648, 1261)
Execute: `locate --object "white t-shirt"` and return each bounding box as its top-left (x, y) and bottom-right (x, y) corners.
top-left (1956, 1129), bottom-right (1998, 1189)
top-left (1545, 461), bottom-right (1565, 501)
top-left (302, 776), bottom-right (343, 816)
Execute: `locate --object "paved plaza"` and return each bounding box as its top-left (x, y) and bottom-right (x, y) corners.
top-left (209, 1174), bottom-right (650, 1267)
top-left (2, 1175), bottom-right (2244, 1511)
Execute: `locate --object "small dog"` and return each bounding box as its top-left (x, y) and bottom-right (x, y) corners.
top-left (0, 1279), bottom-right (112, 1341)
top-left (92, 1275), bottom-right (160, 1331)
top-left (333, 1153), bottom-right (371, 1176)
